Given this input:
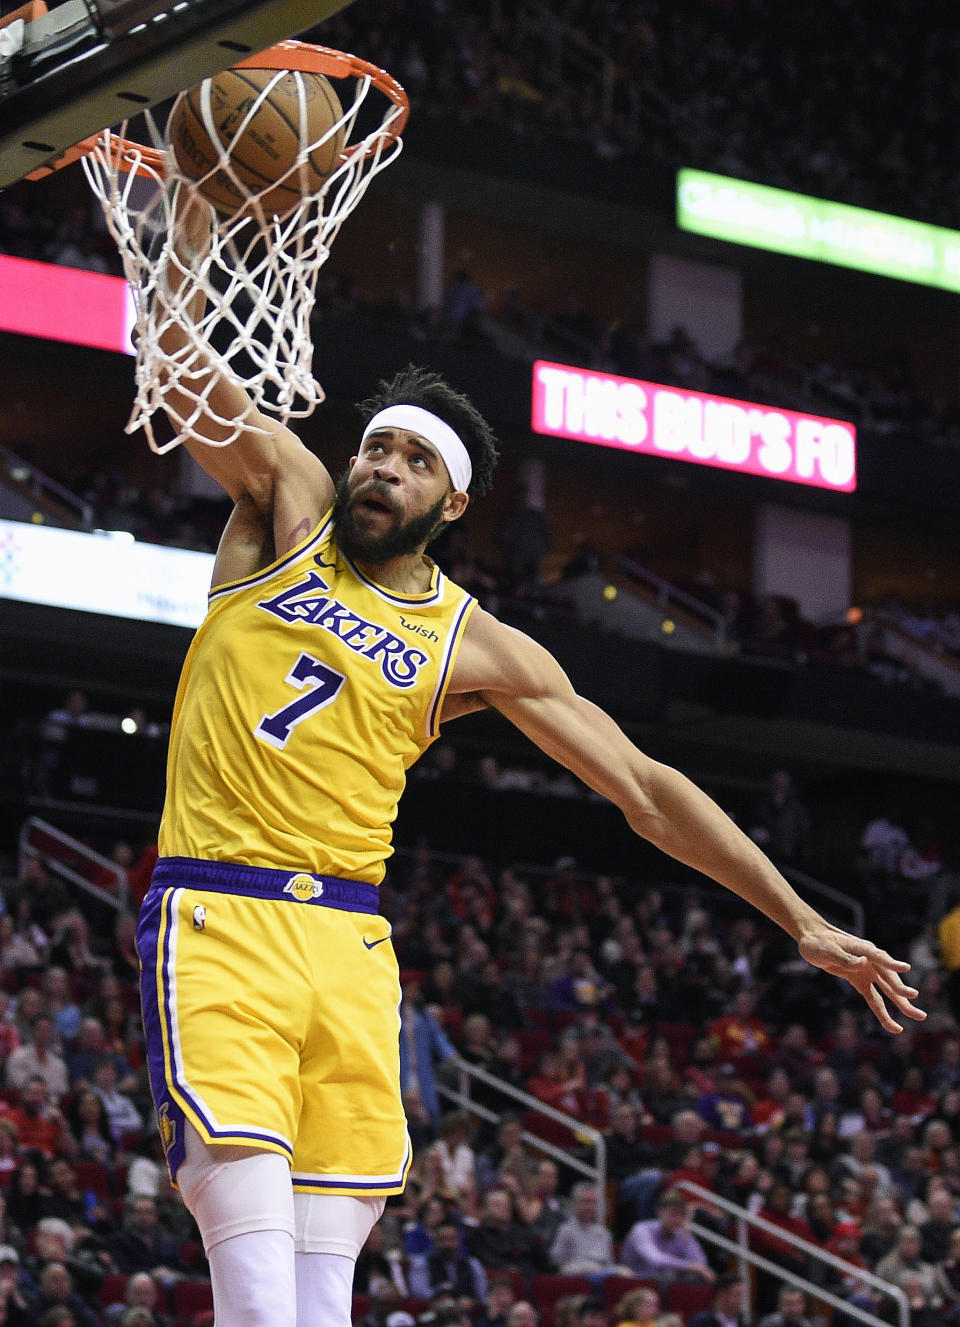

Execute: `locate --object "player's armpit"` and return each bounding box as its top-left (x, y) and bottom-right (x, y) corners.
top-left (209, 495), bottom-right (275, 589)
top-left (438, 691), bottom-right (489, 724)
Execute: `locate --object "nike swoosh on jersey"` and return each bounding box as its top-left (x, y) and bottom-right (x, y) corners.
top-left (363, 935), bottom-right (391, 950)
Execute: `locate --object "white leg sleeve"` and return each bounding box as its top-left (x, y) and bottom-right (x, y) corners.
top-left (292, 1195), bottom-right (384, 1327)
top-left (294, 1250), bottom-right (355, 1327)
top-left (177, 1121), bottom-right (297, 1327)
top-left (211, 1228), bottom-right (297, 1327)
top-left (177, 1120), bottom-right (296, 1249)
top-left (292, 1192), bottom-right (385, 1257)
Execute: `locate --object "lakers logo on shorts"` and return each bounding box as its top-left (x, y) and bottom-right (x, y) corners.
top-left (283, 873), bottom-right (324, 902)
top-left (157, 1102), bottom-right (177, 1159)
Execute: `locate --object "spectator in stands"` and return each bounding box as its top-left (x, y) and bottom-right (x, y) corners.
top-left (107, 1196), bottom-right (183, 1282)
top-left (641, 1061), bottom-right (687, 1126)
top-left (467, 1188), bottom-right (544, 1280)
top-left (110, 913), bottom-right (140, 985)
top-left (527, 1047), bottom-right (585, 1117)
top-left (507, 1304), bottom-right (539, 1327)
top-left (612, 1287), bottom-right (662, 1327)
top-left (518, 1158), bottom-right (565, 1261)
top-left (860, 1195), bottom-right (904, 1265)
top-left (476, 1116), bottom-right (537, 1196)
top-left (408, 1220), bottom-right (487, 1302)
top-left (68, 1020), bottom-right (133, 1095)
top-left (687, 1274), bottom-right (749, 1327)
top-left (4, 1161), bottom-right (44, 1234)
top-left (476, 1275), bottom-right (518, 1327)
top-left (695, 1069), bottom-right (754, 1135)
top-left (0, 1242), bottom-right (35, 1327)
top-left (708, 990), bottom-right (770, 1062)
top-left (875, 1226), bottom-right (940, 1299)
top-left (9, 1078), bottom-right (75, 1159)
top-left (620, 1189), bottom-right (715, 1285)
top-left (750, 1182), bottom-right (815, 1313)
top-left (46, 910), bottom-right (107, 977)
top-left (757, 1287), bottom-right (816, 1327)
top-left (861, 813), bottom-right (911, 878)
top-left (606, 1103), bottom-right (653, 1182)
top-left (90, 1057), bottom-right (143, 1142)
top-left (29, 1217), bottom-right (106, 1308)
top-left (918, 1188), bottom-right (959, 1264)
top-left (932, 1226), bottom-right (960, 1309)
top-left (768, 1026), bottom-right (820, 1095)
top-left (573, 1298), bottom-right (609, 1327)
top-left (424, 1112), bottom-right (477, 1208)
top-left (549, 1182), bottom-right (629, 1276)
top-left (99, 996), bottom-right (142, 1077)
top-left (5, 1017), bottom-right (68, 1098)
top-left (354, 1222), bottom-right (409, 1298)
top-left (41, 971), bottom-right (81, 1047)
top-left (0, 1122), bottom-right (19, 1189)
top-left (34, 1261), bottom-right (101, 1327)
top-left (399, 979), bottom-right (458, 1124)
top-left (402, 1195), bottom-right (452, 1258)
top-left (830, 1131), bottom-right (893, 1195)
top-left (748, 772), bottom-right (811, 866)
top-left (658, 1112), bottom-right (708, 1173)
top-left (0, 915), bottom-right (41, 973)
top-left (39, 1161), bottom-right (86, 1225)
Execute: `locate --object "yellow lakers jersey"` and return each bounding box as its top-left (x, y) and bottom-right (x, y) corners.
top-left (158, 509), bottom-right (476, 882)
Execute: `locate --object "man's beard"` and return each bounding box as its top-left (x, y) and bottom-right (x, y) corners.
top-left (333, 469), bottom-right (447, 564)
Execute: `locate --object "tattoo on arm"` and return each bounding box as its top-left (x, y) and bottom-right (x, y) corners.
top-left (284, 517), bottom-right (313, 551)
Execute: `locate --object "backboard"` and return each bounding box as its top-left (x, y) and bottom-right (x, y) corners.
top-left (0, 0), bottom-right (356, 188)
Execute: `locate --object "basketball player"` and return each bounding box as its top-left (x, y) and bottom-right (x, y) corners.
top-left (137, 204), bottom-right (925, 1327)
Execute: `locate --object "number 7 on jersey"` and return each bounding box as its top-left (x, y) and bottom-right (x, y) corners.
top-left (255, 653), bottom-right (346, 750)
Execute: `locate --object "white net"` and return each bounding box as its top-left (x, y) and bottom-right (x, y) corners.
top-left (80, 44), bottom-right (407, 453)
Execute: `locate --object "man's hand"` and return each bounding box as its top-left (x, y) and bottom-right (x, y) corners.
top-left (797, 925), bottom-right (927, 1033)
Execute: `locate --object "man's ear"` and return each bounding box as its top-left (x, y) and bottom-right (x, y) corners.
top-left (443, 491), bottom-right (469, 523)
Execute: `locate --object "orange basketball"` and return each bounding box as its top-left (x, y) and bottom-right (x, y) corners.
top-left (166, 66), bottom-right (345, 217)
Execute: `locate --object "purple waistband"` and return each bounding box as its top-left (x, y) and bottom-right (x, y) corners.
top-left (150, 857), bottom-right (380, 914)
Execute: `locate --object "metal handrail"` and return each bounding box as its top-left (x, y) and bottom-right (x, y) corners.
top-left (0, 444), bottom-right (93, 528)
top-left (610, 553), bottom-right (728, 644)
top-left (437, 1054), bottom-right (608, 1223)
top-left (675, 1180), bottom-right (907, 1327)
top-left (19, 815), bottom-right (130, 911)
top-left (783, 864), bottom-right (865, 936)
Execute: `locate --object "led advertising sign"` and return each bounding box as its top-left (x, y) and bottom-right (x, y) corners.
top-left (531, 360), bottom-right (857, 493)
top-left (0, 519), bottom-right (212, 627)
top-left (0, 254), bottom-right (136, 354)
top-left (677, 168), bottom-right (960, 293)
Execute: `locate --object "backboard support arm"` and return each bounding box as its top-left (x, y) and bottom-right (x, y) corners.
top-left (0, 0), bottom-right (355, 188)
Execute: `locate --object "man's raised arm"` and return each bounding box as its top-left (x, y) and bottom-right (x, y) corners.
top-left (153, 194), bottom-right (333, 525)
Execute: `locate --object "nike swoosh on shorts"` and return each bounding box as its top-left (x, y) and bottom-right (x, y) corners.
top-left (363, 935), bottom-right (391, 950)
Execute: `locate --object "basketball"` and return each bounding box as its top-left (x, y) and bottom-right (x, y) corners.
top-left (166, 66), bottom-right (346, 217)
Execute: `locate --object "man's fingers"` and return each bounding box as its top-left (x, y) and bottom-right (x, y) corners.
top-left (861, 981), bottom-right (903, 1035)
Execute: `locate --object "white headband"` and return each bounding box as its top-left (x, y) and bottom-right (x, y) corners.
top-left (361, 404), bottom-right (472, 494)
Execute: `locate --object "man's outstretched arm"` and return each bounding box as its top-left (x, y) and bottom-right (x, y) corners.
top-left (452, 611), bottom-right (926, 1034)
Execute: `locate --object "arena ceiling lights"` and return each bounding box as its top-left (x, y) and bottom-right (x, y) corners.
top-left (677, 168), bottom-right (960, 293)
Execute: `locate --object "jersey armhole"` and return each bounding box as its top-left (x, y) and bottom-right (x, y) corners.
top-left (425, 594), bottom-right (478, 740)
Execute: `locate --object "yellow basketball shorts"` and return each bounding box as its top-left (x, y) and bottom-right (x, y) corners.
top-left (137, 856), bottom-right (411, 1197)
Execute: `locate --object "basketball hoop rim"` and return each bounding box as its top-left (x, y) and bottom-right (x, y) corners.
top-left (26, 40), bottom-right (410, 181)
